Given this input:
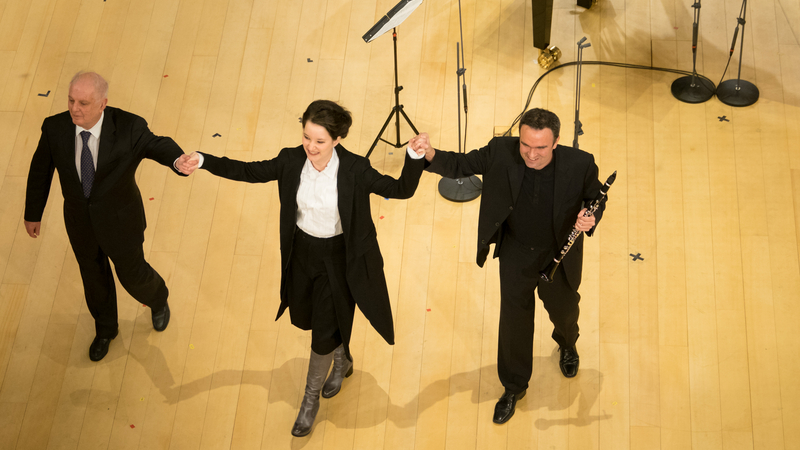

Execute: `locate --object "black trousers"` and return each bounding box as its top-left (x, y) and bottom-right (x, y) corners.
top-left (497, 238), bottom-right (580, 394)
top-left (287, 229), bottom-right (355, 358)
top-left (70, 230), bottom-right (168, 339)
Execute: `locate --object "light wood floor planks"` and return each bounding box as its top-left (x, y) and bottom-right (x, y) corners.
top-left (1, 0), bottom-right (799, 449)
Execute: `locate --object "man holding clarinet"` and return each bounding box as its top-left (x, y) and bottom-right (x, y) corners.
top-left (415, 108), bottom-right (610, 424)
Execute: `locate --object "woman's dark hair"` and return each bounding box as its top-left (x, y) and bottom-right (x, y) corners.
top-left (301, 100), bottom-right (353, 140)
top-left (519, 108), bottom-right (560, 139)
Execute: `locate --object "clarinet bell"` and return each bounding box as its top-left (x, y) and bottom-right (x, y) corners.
top-left (539, 260), bottom-right (558, 283)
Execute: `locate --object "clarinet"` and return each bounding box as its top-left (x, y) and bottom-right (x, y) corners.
top-left (540, 170), bottom-right (616, 283)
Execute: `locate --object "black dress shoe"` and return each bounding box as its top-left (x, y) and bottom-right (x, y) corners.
top-left (89, 329), bottom-right (118, 361)
top-left (493, 389), bottom-right (526, 424)
top-left (152, 301), bottom-right (170, 332)
top-left (559, 346), bottom-right (580, 378)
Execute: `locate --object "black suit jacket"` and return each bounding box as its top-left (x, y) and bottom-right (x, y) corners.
top-left (426, 137), bottom-right (606, 290)
top-left (25, 107), bottom-right (186, 257)
top-left (200, 145), bottom-right (424, 345)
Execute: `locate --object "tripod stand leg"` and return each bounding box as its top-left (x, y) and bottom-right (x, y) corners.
top-left (387, 106), bottom-right (420, 148)
top-left (366, 108), bottom-right (399, 158)
top-left (393, 106), bottom-right (402, 147)
top-left (399, 106), bottom-right (419, 135)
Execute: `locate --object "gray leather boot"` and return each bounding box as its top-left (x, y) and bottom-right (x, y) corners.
top-left (291, 349), bottom-right (334, 437)
top-left (322, 345), bottom-right (354, 398)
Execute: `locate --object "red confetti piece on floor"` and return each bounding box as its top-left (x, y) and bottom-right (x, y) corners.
top-left (380, 216), bottom-right (385, 219)
top-left (163, 75), bottom-right (169, 78)
top-left (130, 424), bottom-right (135, 429)
top-left (426, 308), bottom-right (431, 312)
top-left (149, 197), bottom-right (154, 201)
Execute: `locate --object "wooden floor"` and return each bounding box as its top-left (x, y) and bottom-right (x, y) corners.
top-left (1, 0), bottom-right (799, 448)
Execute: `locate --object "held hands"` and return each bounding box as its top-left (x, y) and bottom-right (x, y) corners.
top-left (408, 133), bottom-right (432, 158)
top-left (177, 152), bottom-right (201, 175)
top-left (574, 208), bottom-right (596, 232)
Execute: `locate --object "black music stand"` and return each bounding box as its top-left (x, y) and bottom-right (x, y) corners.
top-left (363, 0), bottom-right (423, 158)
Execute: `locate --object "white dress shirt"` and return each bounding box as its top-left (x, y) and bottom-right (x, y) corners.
top-left (74, 111), bottom-right (104, 181)
top-left (296, 148), bottom-right (342, 238)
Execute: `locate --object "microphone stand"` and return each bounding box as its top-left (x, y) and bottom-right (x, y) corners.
top-left (572, 37), bottom-right (591, 149)
top-left (716, 0), bottom-right (759, 106)
top-left (671, 0), bottom-right (715, 103)
top-left (438, 0), bottom-right (482, 202)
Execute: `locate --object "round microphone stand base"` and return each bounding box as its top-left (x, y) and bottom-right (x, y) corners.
top-left (671, 75), bottom-right (715, 103)
top-left (438, 176), bottom-right (482, 202)
top-left (716, 79), bottom-right (758, 107)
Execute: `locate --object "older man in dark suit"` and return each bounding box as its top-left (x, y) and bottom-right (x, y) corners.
top-left (24, 71), bottom-right (196, 361)
top-left (419, 108), bottom-right (607, 424)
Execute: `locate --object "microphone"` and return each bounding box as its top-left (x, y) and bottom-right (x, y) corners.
top-left (690, 0), bottom-right (701, 52)
top-left (729, 26), bottom-right (739, 53)
top-left (462, 84), bottom-right (468, 113)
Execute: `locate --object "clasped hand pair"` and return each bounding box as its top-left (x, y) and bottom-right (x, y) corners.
top-left (176, 152), bottom-right (201, 175)
top-left (408, 132), bottom-right (431, 159)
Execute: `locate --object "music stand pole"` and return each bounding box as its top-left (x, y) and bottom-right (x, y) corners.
top-left (717, 0), bottom-right (759, 106)
top-left (671, 0), bottom-right (715, 103)
top-left (365, 28), bottom-right (419, 158)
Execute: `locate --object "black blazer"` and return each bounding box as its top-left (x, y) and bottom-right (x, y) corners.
top-left (25, 107), bottom-right (186, 256)
top-left (200, 145), bottom-right (424, 345)
top-left (425, 137), bottom-right (606, 290)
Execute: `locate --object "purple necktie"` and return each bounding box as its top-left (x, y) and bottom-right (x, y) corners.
top-left (80, 131), bottom-right (94, 198)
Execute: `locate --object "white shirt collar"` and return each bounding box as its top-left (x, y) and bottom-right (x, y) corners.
top-left (304, 146), bottom-right (340, 179)
top-left (75, 111), bottom-right (105, 139)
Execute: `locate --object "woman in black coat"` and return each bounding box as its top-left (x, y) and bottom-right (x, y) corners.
top-left (185, 100), bottom-right (426, 436)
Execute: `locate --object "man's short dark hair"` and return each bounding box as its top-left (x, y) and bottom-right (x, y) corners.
top-left (302, 100), bottom-right (353, 140)
top-left (519, 108), bottom-right (560, 139)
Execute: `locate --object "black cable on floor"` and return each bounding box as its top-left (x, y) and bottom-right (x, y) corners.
top-left (500, 61), bottom-right (716, 136)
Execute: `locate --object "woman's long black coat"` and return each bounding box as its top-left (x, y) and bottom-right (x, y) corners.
top-left (201, 145), bottom-right (424, 345)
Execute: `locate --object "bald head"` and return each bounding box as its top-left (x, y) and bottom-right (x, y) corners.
top-left (68, 71), bottom-right (108, 129)
top-left (70, 72), bottom-right (108, 100)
